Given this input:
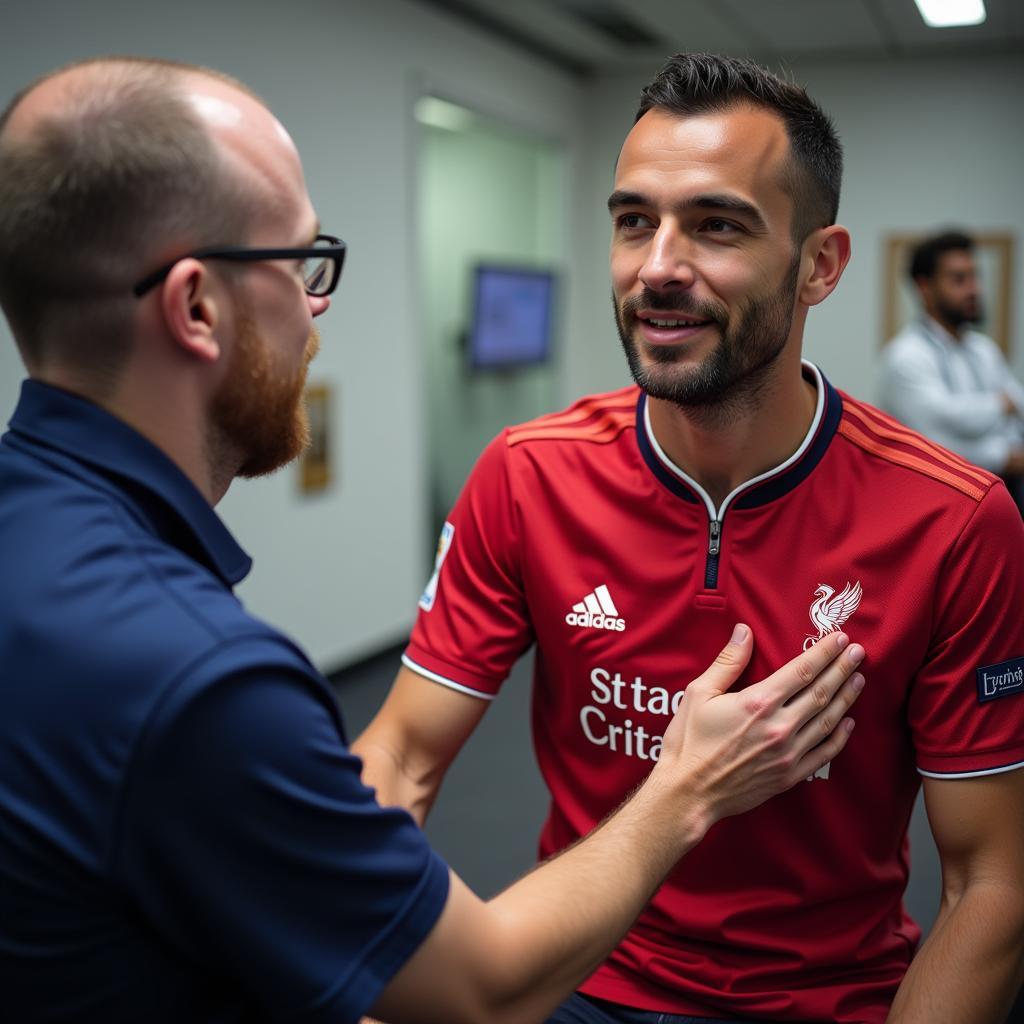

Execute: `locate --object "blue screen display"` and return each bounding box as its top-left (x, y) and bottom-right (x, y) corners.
top-left (468, 266), bottom-right (555, 369)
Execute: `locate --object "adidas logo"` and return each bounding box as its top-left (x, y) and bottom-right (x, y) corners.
top-left (565, 585), bottom-right (626, 632)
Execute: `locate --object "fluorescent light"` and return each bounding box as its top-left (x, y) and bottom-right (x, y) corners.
top-left (913, 0), bottom-right (986, 27)
top-left (414, 97), bottom-right (475, 133)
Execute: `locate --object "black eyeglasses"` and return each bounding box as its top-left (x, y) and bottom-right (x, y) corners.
top-left (132, 233), bottom-right (346, 298)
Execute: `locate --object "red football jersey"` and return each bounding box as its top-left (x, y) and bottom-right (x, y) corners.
top-left (405, 364), bottom-right (1024, 1023)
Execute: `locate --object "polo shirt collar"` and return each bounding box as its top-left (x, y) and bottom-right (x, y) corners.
top-left (7, 379), bottom-right (252, 586)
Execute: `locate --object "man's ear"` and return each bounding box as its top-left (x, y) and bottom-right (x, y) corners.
top-left (160, 259), bottom-right (222, 363)
top-left (798, 225), bottom-right (852, 307)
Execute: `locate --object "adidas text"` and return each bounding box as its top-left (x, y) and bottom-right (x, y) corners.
top-left (565, 611), bottom-right (626, 632)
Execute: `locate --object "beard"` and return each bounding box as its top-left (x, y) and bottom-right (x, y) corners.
top-left (614, 255), bottom-right (801, 424)
top-left (935, 294), bottom-right (983, 329)
top-left (209, 309), bottom-right (320, 479)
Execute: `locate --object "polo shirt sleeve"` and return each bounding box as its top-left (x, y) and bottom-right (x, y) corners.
top-left (404, 431), bottom-right (532, 698)
top-left (909, 481), bottom-right (1024, 778)
top-left (115, 649), bottom-right (450, 1024)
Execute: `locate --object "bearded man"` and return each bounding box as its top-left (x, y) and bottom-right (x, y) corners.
top-left (881, 229), bottom-right (1024, 513)
top-left (355, 53), bottom-right (1024, 1024)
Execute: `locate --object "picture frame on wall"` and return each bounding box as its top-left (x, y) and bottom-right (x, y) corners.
top-left (882, 231), bottom-right (1015, 354)
top-left (299, 383), bottom-right (332, 494)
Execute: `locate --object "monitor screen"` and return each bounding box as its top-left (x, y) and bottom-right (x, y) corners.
top-left (467, 265), bottom-right (556, 370)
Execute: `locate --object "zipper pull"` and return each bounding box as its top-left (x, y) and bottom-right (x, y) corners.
top-left (708, 519), bottom-right (721, 556)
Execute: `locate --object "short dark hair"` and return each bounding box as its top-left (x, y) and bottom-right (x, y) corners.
top-left (0, 57), bottom-right (258, 385)
top-left (908, 230), bottom-right (974, 282)
top-left (635, 53), bottom-right (843, 243)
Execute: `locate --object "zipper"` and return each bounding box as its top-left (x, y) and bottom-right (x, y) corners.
top-left (705, 519), bottom-right (722, 588)
top-left (639, 369), bottom-right (828, 595)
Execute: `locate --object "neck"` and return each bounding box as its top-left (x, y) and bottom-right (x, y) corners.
top-left (42, 365), bottom-right (233, 506)
top-left (927, 311), bottom-right (965, 343)
top-left (647, 353), bottom-right (818, 508)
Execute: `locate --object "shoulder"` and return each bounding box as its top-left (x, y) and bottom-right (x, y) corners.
top-left (0, 440), bottom-right (312, 717)
top-left (503, 385), bottom-right (639, 450)
top-left (836, 391), bottom-right (1000, 504)
top-left (882, 323), bottom-right (932, 364)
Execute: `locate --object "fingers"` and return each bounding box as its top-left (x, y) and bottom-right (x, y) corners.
top-left (687, 623), bottom-right (754, 697)
top-left (793, 709), bottom-right (857, 784)
top-left (761, 631), bottom-right (858, 709)
top-left (792, 669), bottom-right (865, 765)
top-left (782, 639), bottom-right (865, 730)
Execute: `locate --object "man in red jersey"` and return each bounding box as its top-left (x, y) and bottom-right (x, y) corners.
top-left (354, 53), bottom-right (1024, 1024)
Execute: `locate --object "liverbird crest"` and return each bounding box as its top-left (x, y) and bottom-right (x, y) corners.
top-left (803, 581), bottom-right (863, 650)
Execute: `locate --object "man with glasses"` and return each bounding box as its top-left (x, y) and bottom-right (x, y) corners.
top-left (0, 57), bottom-right (865, 1023)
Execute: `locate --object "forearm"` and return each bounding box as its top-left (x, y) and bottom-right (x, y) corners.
top-left (351, 732), bottom-right (440, 826)
top-left (901, 386), bottom-right (1004, 439)
top-left (887, 881), bottom-right (1024, 1024)
top-left (885, 359), bottom-right (1004, 439)
top-left (481, 769), bottom-right (709, 1018)
top-left (352, 666), bottom-right (490, 827)
top-left (372, 773), bottom-right (709, 1024)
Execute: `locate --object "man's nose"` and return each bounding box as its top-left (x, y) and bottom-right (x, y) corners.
top-left (638, 225), bottom-right (697, 292)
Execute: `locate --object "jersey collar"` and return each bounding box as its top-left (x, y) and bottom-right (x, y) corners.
top-left (635, 361), bottom-right (844, 514)
top-left (6, 379), bottom-right (252, 586)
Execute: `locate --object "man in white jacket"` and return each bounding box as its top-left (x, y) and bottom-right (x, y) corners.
top-left (881, 229), bottom-right (1024, 511)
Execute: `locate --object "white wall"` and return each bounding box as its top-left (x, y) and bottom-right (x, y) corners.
top-left (568, 53), bottom-right (1024, 405)
top-left (4, 11), bottom-right (1022, 672)
top-left (0, 0), bottom-right (587, 671)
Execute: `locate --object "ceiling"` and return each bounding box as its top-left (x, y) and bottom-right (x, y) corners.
top-left (418, 0), bottom-right (1024, 77)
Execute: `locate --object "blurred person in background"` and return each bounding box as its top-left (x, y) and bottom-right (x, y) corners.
top-left (881, 229), bottom-right (1024, 514)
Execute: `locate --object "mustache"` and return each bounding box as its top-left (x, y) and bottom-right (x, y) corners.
top-left (620, 289), bottom-right (724, 323)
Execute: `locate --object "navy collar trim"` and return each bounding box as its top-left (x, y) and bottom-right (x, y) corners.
top-left (7, 380), bottom-right (252, 586)
top-left (634, 362), bottom-right (844, 512)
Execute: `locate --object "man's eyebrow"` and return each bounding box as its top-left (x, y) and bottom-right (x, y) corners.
top-left (607, 190), bottom-right (767, 232)
top-left (607, 190), bottom-right (646, 212)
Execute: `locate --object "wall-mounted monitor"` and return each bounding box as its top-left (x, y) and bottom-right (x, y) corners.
top-left (467, 264), bottom-right (556, 370)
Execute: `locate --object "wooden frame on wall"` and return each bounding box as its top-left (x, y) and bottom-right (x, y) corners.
top-left (881, 232), bottom-right (1015, 354)
top-left (299, 383), bottom-right (333, 494)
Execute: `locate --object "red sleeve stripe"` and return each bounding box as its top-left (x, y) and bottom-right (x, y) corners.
top-left (837, 420), bottom-right (987, 500)
top-left (507, 400), bottom-right (635, 447)
top-left (510, 389), bottom-right (635, 429)
top-left (842, 400), bottom-right (992, 487)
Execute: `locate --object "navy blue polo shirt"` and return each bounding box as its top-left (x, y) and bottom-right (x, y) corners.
top-left (0, 380), bottom-right (448, 1023)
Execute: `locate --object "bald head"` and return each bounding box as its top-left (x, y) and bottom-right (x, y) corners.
top-left (0, 57), bottom-right (293, 385)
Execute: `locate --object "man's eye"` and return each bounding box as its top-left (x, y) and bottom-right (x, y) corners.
top-left (616, 213), bottom-right (653, 230)
top-left (703, 218), bottom-right (738, 233)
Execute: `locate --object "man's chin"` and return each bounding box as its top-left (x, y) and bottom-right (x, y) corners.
top-left (236, 404), bottom-right (310, 480)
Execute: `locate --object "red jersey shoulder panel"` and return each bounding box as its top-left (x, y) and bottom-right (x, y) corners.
top-left (837, 391), bottom-right (996, 502)
top-left (506, 385), bottom-right (638, 447)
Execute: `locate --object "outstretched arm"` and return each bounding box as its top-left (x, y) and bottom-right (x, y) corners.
top-left (352, 664), bottom-right (488, 825)
top-left (885, 770), bottom-right (1024, 1024)
top-left (370, 625), bottom-right (865, 1024)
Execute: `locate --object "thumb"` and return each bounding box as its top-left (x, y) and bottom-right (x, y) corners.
top-left (689, 623), bottom-right (753, 697)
